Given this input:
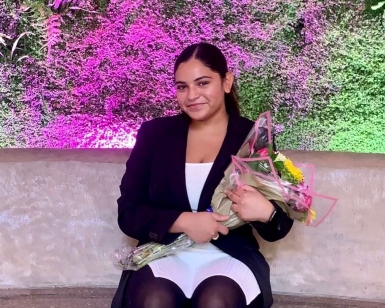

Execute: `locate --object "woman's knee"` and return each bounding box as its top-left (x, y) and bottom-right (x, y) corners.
top-left (132, 288), bottom-right (180, 308)
top-left (128, 281), bottom-right (186, 308)
top-left (191, 276), bottom-right (247, 308)
top-left (195, 292), bottom-right (231, 308)
top-left (125, 267), bottom-right (186, 308)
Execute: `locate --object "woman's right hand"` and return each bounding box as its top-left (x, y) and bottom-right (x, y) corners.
top-left (170, 212), bottom-right (230, 243)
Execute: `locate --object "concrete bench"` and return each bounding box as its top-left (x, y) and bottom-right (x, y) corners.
top-left (0, 149), bottom-right (384, 304)
top-left (1, 287), bottom-right (384, 307)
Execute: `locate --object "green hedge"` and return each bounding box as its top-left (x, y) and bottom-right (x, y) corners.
top-left (275, 13), bottom-right (385, 153)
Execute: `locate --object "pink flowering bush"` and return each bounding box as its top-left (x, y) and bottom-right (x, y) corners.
top-left (43, 0), bottom-right (337, 147)
top-left (1, 0), bottom-right (383, 152)
top-left (43, 114), bottom-right (138, 148)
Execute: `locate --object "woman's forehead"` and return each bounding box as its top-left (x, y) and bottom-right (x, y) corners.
top-left (175, 59), bottom-right (217, 81)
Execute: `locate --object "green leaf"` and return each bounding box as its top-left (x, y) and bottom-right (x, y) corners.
top-left (371, 1), bottom-right (385, 10)
top-left (246, 161), bottom-right (260, 170)
top-left (273, 161), bottom-right (285, 171)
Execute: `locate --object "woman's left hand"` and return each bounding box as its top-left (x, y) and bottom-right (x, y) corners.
top-left (225, 185), bottom-right (275, 223)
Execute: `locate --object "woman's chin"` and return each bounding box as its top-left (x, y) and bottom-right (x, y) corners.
top-left (186, 111), bottom-right (210, 121)
top-left (183, 107), bottom-right (209, 121)
top-left (182, 104), bottom-right (226, 122)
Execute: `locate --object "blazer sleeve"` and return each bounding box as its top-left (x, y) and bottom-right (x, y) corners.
top-left (117, 122), bottom-right (184, 244)
top-left (250, 201), bottom-right (294, 242)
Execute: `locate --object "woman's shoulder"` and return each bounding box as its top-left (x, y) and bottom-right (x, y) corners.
top-left (238, 115), bottom-right (255, 126)
top-left (139, 113), bottom-right (187, 136)
top-left (142, 114), bottom-right (183, 129)
top-left (232, 114), bottom-right (255, 133)
top-left (227, 107), bottom-right (255, 128)
top-left (144, 113), bottom-right (184, 126)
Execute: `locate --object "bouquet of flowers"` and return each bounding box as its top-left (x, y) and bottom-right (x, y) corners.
top-left (111, 111), bottom-right (337, 271)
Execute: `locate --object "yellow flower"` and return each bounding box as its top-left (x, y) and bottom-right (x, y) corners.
top-left (302, 208), bottom-right (316, 223)
top-left (283, 159), bottom-right (304, 183)
top-left (309, 208), bottom-right (316, 222)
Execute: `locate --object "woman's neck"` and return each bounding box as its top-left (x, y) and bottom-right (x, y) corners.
top-left (189, 107), bottom-right (229, 132)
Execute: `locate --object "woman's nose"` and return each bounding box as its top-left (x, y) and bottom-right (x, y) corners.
top-left (187, 86), bottom-right (200, 101)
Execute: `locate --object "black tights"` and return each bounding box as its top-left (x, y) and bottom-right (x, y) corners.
top-left (125, 266), bottom-right (261, 308)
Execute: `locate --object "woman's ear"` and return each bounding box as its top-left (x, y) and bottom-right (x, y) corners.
top-left (223, 72), bottom-right (235, 93)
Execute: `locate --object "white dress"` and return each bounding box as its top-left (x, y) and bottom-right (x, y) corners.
top-left (148, 163), bottom-right (261, 304)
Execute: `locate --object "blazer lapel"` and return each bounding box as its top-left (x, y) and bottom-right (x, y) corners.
top-left (166, 113), bottom-right (192, 212)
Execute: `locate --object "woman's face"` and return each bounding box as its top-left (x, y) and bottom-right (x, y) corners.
top-left (174, 58), bottom-right (233, 122)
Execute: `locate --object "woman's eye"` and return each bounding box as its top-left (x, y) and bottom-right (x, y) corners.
top-left (176, 85), bottom-right (187, 91)
top-left (198, 81), bottom-right (209, 86)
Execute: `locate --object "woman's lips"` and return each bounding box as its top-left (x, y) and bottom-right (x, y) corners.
top-left (186, 103), bottom-right (205, 111)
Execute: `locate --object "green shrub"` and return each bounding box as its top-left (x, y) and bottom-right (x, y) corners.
top-left (274, 10), bottom-right (385, 154)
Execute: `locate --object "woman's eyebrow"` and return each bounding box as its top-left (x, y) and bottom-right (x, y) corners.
top-left (175, 76), bottom-right (213, 84)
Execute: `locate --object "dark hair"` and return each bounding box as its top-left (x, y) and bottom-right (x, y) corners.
top-left (174, 42), bottom-right (240, 115)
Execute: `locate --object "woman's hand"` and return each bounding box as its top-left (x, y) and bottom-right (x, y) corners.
top-left (225, 185), bottom-right (275, 223)
top-left (171, 212), bottom-right (229, 243)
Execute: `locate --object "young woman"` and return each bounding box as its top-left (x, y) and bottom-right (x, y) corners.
top-left (111, 42), bottom-right (294, 308)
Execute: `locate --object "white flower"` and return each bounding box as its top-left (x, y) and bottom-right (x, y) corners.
top-left (274, 152), bottom-right (287, 162)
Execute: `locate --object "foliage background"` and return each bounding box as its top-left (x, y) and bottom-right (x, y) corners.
top-left (1, 0), bottom-right (384, 153)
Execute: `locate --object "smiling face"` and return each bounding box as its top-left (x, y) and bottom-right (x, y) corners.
top-left (174, 58), bottom-right (234, 122)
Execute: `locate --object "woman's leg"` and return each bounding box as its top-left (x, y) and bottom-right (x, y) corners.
top-left (124, 266), bottom-right (187, 308)
top-left (190, 275), bottom-right (249, 308)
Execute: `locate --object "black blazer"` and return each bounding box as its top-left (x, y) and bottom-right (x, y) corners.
top-left (111, 108), bottom-right (293, 308)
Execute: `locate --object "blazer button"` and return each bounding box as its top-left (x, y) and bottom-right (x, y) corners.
top-left (149, 232), bottom-right (158, 240)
